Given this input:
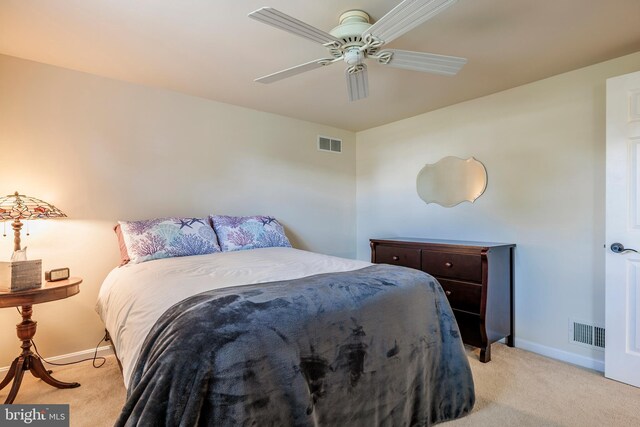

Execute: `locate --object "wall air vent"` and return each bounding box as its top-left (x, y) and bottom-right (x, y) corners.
top-left (318, 136), bottom-right (342, 153)
top-left (569, 319), bottom-right (605, 350)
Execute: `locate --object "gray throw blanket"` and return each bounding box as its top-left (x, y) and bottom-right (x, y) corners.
top-left (117, 264), bottom-right (474, 426)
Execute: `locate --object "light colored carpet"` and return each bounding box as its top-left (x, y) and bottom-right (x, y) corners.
top-left (450, 345), bottom-right (640, 427)
top-left (1, 355), bottom-right (124, 426)
top-left (2, 344), bottom-right (639, 426)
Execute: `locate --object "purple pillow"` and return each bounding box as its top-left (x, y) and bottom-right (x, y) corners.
top-left (210, 215), bottom-right (291, 252)
top-left (118, 217), bottom-right (220, 264)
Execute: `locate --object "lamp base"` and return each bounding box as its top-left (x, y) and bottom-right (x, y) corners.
top-left (12, 219), bottom-right (22, 252)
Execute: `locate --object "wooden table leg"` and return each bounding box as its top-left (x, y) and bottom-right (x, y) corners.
top-left (1, 305), bottom-right (80, 404)
top-left (4, 357), bottom-right (26, 404)
top-left (29, 355), bottom-right (79, 389)
top-left (0, 358), bottom-right (18, 390)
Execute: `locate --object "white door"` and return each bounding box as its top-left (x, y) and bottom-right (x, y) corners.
top-left (605, 70), bottom-right (640, 387)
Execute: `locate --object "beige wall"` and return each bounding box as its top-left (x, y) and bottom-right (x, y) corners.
top-left (4, 50), bottom-right (640, 372)
top-left (356, 51), bottom-right (640, 368)
top-left (0, 54), bottom-right (356, 368)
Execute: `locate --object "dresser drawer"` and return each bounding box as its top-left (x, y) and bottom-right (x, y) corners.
top-left (452, 310), bottom-right (483, 348)
top-left (374, 245), bottom-right (421, 269)
top-left (438, 278), bottom-right (482, 314)
top-left (422, 250), bottom-right (482, 282)
top-left (371, 238), bottom-right (515, 363)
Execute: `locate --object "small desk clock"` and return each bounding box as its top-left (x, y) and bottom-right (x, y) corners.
top-left (45, 267), bottom-right (70, 282)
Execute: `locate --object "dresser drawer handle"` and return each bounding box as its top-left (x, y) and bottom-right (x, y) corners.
top-left (445, 290), bottom-right (452, 296)
top-left (444, 262), bottom-right (453, 268)
top-left (392, 256), bottom-right (399, 261)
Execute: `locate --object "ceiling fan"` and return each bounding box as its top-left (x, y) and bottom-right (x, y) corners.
top-left (248, 0), bottom-right (467, 102)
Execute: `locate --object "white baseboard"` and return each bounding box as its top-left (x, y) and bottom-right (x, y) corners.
top-left (2, 340), bottom-right (604, 375)
top-left (515, 338), bottom-right (604, 372)
top-left (0, 345), bottom-right (114, 374)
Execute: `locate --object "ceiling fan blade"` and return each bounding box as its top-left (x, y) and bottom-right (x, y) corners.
top-left (249, 7), bottom-right (340, 45)
top-left (346, 65), bottom-right (369, 102)
top-left (364, 0), bottom-right (457, 44)
top-left (255, 58), bottom-right (336, 84)
top-left (378, 49), bottom-right (466, 75)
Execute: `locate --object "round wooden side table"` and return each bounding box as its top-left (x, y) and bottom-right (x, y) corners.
top-left (0, 277), bottom-right (82, 404)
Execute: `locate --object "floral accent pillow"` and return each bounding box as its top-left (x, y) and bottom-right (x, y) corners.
top-left (118, 217), bottom-right (221, 264)
top-left (210, 215), bottom-right (291, 252)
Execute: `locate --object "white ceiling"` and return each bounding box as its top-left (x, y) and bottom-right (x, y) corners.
top-left (1, 0), bottom-right (639, 131)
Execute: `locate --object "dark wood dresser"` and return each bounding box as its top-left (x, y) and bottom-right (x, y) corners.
top-left (370, 238), bottom-right (515, 362)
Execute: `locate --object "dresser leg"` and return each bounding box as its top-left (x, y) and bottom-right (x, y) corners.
top-left (479, 344), bottom-right (491, 363)
top-left (506, 334), bottom-right (515, 347)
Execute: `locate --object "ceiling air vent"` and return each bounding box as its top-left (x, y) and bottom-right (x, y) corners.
top-left (318, 136), bottom-right (342, 153)
top-left (569, 319), bottom-right (605, 350)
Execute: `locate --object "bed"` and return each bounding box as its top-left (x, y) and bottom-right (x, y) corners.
top-left (96, 246), bottom-right (474, 426)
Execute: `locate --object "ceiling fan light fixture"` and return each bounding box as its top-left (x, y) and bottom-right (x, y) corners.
top-left (344, 48), bottom-right (364, 66)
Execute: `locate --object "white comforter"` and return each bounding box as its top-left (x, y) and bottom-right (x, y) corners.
top-left (96, 247), bottom-right (370, 388)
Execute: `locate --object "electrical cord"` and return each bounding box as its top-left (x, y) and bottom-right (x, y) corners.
top-left (31, 332), bottom-right (107, 368)
top-left (16, 306), bottom-right (107, 368)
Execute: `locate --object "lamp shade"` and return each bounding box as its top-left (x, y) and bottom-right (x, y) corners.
top-left (1, 192), bottom-right (66, 252)
top-left (0, 192), bottom-right (66, 221)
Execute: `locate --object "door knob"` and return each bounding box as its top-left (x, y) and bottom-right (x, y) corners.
top-left (610, 242), bottom-right (638, 254)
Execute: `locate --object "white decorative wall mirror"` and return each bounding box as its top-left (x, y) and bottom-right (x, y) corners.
top-left (416, 156), bottom-right (487, 207)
